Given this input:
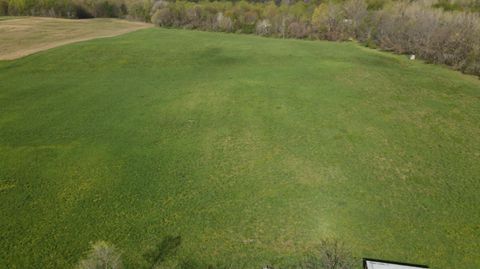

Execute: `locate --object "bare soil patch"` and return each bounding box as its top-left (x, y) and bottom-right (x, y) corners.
top-left (0, 17), bottom-right (151, 60)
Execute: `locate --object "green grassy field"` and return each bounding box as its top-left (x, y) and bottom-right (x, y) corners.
top-left (0, 27), bottom-right (479, 269)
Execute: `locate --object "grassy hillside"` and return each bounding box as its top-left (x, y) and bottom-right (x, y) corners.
top-left (0, 28), bottom-right (479, 269)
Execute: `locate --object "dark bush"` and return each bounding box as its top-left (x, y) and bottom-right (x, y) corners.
top-left (74, 4), bottom-right (94, 19)
top-left (0, 0), bottom-right (8, 15)
top-left (94, 1), bottom-right (121, 17)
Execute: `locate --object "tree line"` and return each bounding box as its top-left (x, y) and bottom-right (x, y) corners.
top-left (1, 0), bottom-right (479, 76)
top-left (150, 0), bottom-right (480, 76)
top-left (0, 0), bottom-right (152, 21)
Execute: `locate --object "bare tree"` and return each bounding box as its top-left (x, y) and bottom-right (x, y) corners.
top-left (298, 238), bottom-right (355, 269)
top-left (77, 241), bottom-right (123, 269)
top-left (343, 0), bottom-right (368, 39)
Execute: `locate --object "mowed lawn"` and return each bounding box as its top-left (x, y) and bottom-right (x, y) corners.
top-left (0, 26), bottom-right (479, 269)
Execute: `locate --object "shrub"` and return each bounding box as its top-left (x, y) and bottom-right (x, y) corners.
top-left (93, 1), bottom-right (121, 18)
top-left (238, 9), bottom-right (258, 33)
top-left (256, 19), bottom-right (272, 36)
top-left (371, 0), bottom-right (480, 75)
top-left (185, 5), bottom-right (202, 28)
top-left (312, 3), bottom-right (347, 40)
top-left (343, 0), bottom-right (368, 38)
top-left (216, 12), bottom-right (233, 32)
top-left (287, 21), bottom-right (308, 38)
top-left (125, 1), bottom-right (152, 22)
top-left (152, 7), bottom-right (173, 26)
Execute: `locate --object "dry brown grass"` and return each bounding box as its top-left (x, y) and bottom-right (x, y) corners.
top-left (0, 17), bottom-right (152, 60)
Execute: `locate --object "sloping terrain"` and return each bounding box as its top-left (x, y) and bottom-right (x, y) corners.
top-left (0, 27), bottom-right (479, 268)
top-left (0, 17), bottom-right (151, 60)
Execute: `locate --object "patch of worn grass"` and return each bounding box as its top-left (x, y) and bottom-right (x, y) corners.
top-left (0, 28), bottom-right (479, 269)
top-left (0, 17), bottom-right (151, 60)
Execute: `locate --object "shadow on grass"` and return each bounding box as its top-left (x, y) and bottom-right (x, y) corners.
top-left (142, 235), bottom-right (232, 269)
top-left (144, 235), bottom-right (182, 268)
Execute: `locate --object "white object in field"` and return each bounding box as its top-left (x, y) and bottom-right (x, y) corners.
top-left (364, 259), bottom-right (428, 269)
top-left (410, 54), bottom-right (416, 60)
